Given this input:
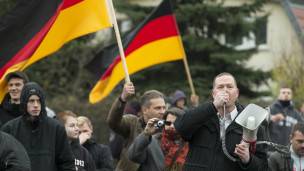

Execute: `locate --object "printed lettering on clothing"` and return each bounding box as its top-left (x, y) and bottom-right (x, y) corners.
top-left (75, 159), bottom-right (85, 167)
top-left (278, 116), bottom-right (298, 127)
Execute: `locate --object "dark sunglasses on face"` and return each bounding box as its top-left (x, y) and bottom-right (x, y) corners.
top-left (164, 121), bottom-right (173, 126)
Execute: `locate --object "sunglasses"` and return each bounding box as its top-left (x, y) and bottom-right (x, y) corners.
top-left (164, 121), bottom-right (173, 126)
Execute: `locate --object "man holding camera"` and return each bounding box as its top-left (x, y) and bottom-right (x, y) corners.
top-left (174, 72), bottom-right (268, 171)
top-left (106, 83), bottom-right (166, 171)
top-left (128, 107), bottom-right (188, 171)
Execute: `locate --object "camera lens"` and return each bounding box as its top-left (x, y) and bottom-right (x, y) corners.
top-left (154, 120), bottom-right (164, 129)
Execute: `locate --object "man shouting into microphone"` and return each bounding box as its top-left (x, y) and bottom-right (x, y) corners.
top-left (174, 72), bottom-right (268, 171)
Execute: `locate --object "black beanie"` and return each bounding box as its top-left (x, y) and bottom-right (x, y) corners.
top-left (20, 82), bottom-right (46, 116)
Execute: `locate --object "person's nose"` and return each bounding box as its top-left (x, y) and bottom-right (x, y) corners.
top-left (33, 101), bottom-right (39, 107)
top-left (223, 86), bottom-right (228, 92)
top-left (160, 108), bottom-right (166, 115)
top-left (11, 85), bottom-right (17, 90)
top-left (75, 126), bottom-right (79, 132)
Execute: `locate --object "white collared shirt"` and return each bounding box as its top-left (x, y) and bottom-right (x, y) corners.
top-left (220, 107), bottom-right (238, 129)
top-left (219, 106), bottom-right (237, 139)
top-left (291, 146), bottom-right (304, 171)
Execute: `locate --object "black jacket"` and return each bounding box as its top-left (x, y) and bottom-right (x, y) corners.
top-left (0, 94), bottom-right (22, 127)
top-left (71, 139), bottom-right (96, 171)
top-left (0, 131), bottom-right (31, 171)
top-left (83, 139), bottom-right (114, 171)
top-left (1, 114), bottom-right (75, 171)
top-left (174, 102), bottom-right (268, 171)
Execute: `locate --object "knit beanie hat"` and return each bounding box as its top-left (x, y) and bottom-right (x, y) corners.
top-left (171, 90), bottom-right (186, 105)
top-left (20, 82), bottom-right (46, 116)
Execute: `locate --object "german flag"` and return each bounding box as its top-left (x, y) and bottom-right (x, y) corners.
top-left (88, 0), bottom-right (185, 103)
top-left (0, 0), bottom-right (112, 101)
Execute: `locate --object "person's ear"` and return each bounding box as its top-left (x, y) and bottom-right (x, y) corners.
top-left (142, 106), bottom-right (148, 114)
top-left (211, 89), bottom-right (215, 100)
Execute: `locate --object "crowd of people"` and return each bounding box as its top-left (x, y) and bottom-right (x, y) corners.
top-left (0, 71), bottom-right (303, 171)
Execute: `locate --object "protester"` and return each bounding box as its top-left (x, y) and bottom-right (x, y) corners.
top-left (1, 82), bottom-right (75, 171)
top-left (57, 111), bottom-right (96, 171)
top-left (128, 107), bottom-right (188, 171)
top-left (170, 90), bottom-right (199, 110)
top-left (77, 116), bottom-right (114, 171)
top-left (109, 100), bottom-right (141, 160)
top-left (269, 86), bottom-right (303, 146)
top-left (268, 122), bottom-right (304, 171)
top-left (0, 131), bottom-right (31, 171)
top-left (107, 82), bottom-right (166, 171)
top-left (174, 72), bottom-right (268, 171)
top-left (0, 71), bottom-right (29, 126)
top-left (0, 71), bottom-right (56, 127)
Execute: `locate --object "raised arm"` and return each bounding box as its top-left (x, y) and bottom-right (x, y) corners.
top-left (106, 83), bottom-right (135, 137)
top-left (174, 102), bottom-right (217, 141)
top-left (128, 118), bottom-right (159, 164)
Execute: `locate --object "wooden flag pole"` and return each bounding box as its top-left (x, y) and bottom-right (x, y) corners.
top-left (182, 55), bottom-right (196, 95)
top-left (177, 35), bottom-right (196, 95)
top-left (107, 0), bottom-right (131, 83)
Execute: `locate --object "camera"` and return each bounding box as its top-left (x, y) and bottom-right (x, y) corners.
top-left (154, 120), bottom-right (165, 129)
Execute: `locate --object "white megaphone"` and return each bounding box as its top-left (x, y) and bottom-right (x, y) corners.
top-left (235, 104), bottom-right (268, 153)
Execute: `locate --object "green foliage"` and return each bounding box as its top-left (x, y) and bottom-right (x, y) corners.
top-left (128, 0), bottom-right (271, 100)
top-left (272, 51), bottom-right (304, 108)
top-left (0, 0), bottom-right (17, 16)
top-left (0, 0), bottom-right (271, 143)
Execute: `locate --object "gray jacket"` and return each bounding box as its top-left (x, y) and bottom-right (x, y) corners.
top-left (128, 133), bottom-right (164, 171)
top-left (268, 151), bottom-right (293, 171)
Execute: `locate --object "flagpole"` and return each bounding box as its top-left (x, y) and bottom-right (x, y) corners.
top-left (107, 0), bottom-right (131, 83)
top-left (177, 35), bottom-right (196, 95)
top-left (182, 55), bottom-right (196, 95)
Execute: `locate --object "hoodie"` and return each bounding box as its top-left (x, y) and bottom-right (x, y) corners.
top-left (1, 82), bottom-right (75, 171)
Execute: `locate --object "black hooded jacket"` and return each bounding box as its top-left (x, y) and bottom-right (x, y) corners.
top-left (1, 82), bottom-right (75, 171)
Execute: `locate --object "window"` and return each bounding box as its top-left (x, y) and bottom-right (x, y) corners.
top-left (224, 17), bottom-right (268, 51)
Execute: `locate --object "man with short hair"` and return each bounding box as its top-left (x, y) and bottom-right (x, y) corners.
top-left (269, 86), bottom-right (303, 146)
top-left (0, 71), bottom-right (29, 126)
top-left (1, 82), bottom-right (75, 171)
top-left (268, 122), bottom-right (304, 171)
top-left (106, 82), bottom-right (166, 171)
top-left (174, 72), bottom-right (268, 171)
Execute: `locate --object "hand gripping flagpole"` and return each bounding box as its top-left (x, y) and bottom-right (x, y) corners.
top-left (107, 0), bottom-right (131, 83)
